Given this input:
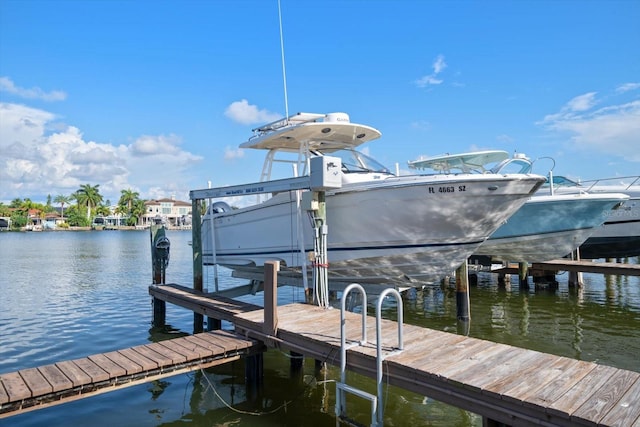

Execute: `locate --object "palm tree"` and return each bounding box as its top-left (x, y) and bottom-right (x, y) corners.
top-left (53, 194), bottom-right (72, 219)
top-left (128, 199), bottom-right (146, 226)
top-left (74, 184), bottom-right (103, 220)
top-left (118, 189), bottom-right (139, 214)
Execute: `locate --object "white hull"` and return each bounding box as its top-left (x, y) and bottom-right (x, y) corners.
top-left (552, 181), bottom-right (640, 258)
top-left (203, 174), bottom-right (544, 284)
top-left (477, 229), bottom-right (599, 262)
top-left (475, 193), bottom-right (629, 262)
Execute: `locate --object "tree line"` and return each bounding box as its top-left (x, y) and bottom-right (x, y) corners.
top-left (0, 184), bottom-right (146, 229)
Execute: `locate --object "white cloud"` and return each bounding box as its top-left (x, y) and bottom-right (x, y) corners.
top-left (0, 102), bottom-right (204, 203)
top-left (0, 76), bottom-right (67, 101)
top-left (415, 55), bottom-right (447, 88)
top-left (616, 82), bottom-right (640, 93)
top-left (566, 92), bottom-right (597, 112)
top-left (410, 120), bottom-right (432, 130)
top-left (539, 91), bottom-right (640, 162)
top-left (131, 134), bottom-right (184, 156)
top-left (224, 146), bottom-right (245, 160)
top-left (433, 55), bottom-right (447, 74)
top-left (224, 99), bottom-right (281, 125)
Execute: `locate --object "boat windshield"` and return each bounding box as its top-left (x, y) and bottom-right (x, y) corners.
top-left (490, 157), bottom-right (532, 174)
top-left (318, 148), bottom-right (392, 174)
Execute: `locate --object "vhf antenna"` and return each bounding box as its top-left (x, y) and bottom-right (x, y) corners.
top-left (278, 0), bottom-right (289, 122)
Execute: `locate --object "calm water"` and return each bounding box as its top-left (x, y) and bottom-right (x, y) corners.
top-left (0, 230), bottom-right (638, 426)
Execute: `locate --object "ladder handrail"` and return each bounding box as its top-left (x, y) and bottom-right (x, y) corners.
top-left (340, 283), bottom-right (368, 383)
top-left (337, 285), bottom-right (405, 427)
top-left (375, 288), bottom-right (404, 425)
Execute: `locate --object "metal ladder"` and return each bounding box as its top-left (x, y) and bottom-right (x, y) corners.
top-left (335, 284), bottom-right (404, 427)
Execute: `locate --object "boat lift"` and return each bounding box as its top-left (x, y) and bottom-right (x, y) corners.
top-left (189, 156), bottom-right (341, 307)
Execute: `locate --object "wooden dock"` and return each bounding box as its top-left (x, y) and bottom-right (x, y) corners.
top-left (491, 259), bottom-right (640, 277)
top-left (153, 284), bottom-right (640, 426)
top-left (0, 329), bottom-right (263, 418)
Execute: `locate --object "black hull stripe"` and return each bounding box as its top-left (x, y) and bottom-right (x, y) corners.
top-left (207, 240), bottom-right (485, 258)
top-left (604, 219), bottom-right (640, 226)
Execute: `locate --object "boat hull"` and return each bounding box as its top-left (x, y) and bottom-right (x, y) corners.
top-left (474, 193), bottom-right (629, 262)
top-left (203, 174), bottom-right (544, 284)
top-left (553, 183), bottom-right (640, 259)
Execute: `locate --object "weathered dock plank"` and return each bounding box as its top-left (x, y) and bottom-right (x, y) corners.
top-left (599, 377), bottom-right (640, 426)
top-left (232, 302), bottom-right (640, 427)
top-left (55, 360), bottom-right (92, 387)
top-left (149, 283), bottom-right (261, 321)
top-left (0, 382), bottom-right (8, 405)
top-left (492, 259), bottom-right (640, 276)
top-left (19, 368), bottom-right (52, 397)
top-left (87, 354), bottom-right (127, 378)
top-left (102, 351), bottom-right (144, 375)
top-left (38, 364), bottom-right (73, 392)
top-left (571, 369), bottom-right (640, 425)
top-left (0, 330), bottom-right (262, 419)
top-left (71, 358), bottom-right (109, 383)
top-left (116, 348), bottom-right (157, 371)
top-left (0, 372), bottom-right (31, 401)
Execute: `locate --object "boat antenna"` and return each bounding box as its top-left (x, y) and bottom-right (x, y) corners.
top-left (278, 0), bottom-right (290, 122)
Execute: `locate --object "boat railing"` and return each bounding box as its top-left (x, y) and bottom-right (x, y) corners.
top-left (251, 112), bottom-right (326, 137)
top-left (581, 175), bottom-right (640, 192)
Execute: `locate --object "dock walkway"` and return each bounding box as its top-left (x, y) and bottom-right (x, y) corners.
top-left (153, 284), bottom-right (640, 426)
top-left (0, 329), bottom-right (263, 418)
top-left (491, 259), bottom-right (640, 277)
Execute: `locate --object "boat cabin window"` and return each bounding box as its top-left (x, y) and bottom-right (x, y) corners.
top-left (319, 148), bottom-right (392, 174)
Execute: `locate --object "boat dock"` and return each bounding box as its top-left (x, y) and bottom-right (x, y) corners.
top-left (490, 259), bottom-right (640, 277)
top-left (149, 283), bottom-right (640, 426)
top-left (0, 329), bottom-right (263, 419)
top-left (3, 281), bottom-right (639, 425)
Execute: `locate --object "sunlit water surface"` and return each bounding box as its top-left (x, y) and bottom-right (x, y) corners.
top-left (0, 231), bottom-right (638, 426)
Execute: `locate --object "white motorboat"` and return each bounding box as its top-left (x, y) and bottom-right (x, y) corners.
top-left (202, 113), bottom-right (545, 285)
top-left (546, 175), bottom-right (640, 259)
top-left (408, 151), bottom-right (630, 263)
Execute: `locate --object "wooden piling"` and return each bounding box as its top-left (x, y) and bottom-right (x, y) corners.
top-left (518, 262), bottom-right (529, 288)
top-left (455, 262), bottom-right (470, 323)
top-left (568, 249), bottom-right (584, 288)
top-left (151, 224), bottom-right (167, 327)
top-left (191, 198), bottom-right (204, 333)
top-left (263, 261), bottom-right (280, 338)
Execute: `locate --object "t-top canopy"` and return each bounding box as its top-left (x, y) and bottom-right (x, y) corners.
top-left (240, 112), bottom-right (382, 152)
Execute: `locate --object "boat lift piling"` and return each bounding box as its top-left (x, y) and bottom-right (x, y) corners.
top-left (189, 156), bottom-right (341, 313)
top-left (455, 262), bottom-right (471, 328)
top-left (151, 223), bottom-right (169, 328)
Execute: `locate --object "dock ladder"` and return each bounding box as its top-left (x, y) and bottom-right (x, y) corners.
top-left (335, 284), bottom-right (404, 427)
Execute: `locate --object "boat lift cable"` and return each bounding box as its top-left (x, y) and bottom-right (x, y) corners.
top-left (311, 211), bottom-right (329, 308)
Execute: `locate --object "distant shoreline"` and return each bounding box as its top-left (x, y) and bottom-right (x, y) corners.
top-left (0, 225), bottom-right (192, 232)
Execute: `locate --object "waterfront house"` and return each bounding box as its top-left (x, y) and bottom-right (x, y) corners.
top-left (142, 197), bottom-right (191, 228)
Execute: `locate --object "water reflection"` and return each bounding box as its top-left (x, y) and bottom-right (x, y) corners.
top-left (1, 232), bottom-right (638, 426)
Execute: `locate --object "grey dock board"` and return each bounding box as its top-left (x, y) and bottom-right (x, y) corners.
top-left (492, 259), bottom-right (640, 276)
top-left (600, 378), bottom-right (640, 426)
top-left (232, 302), bottom-right (640, 426)
top-left (35, 365), bottom-right (73, 393)
top-left (0, 330), bottom-right (262, 418)
top-left (55, 360), bottom-right (92, 387)
top-left (148, 283), bottom-right (261, 321)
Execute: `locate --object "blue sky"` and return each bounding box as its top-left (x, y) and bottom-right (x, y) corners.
top-left (1, 0), bottom-right (638, 206)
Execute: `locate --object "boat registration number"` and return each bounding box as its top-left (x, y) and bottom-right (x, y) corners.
top-left (428, 185), bottom-right (466, 194)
